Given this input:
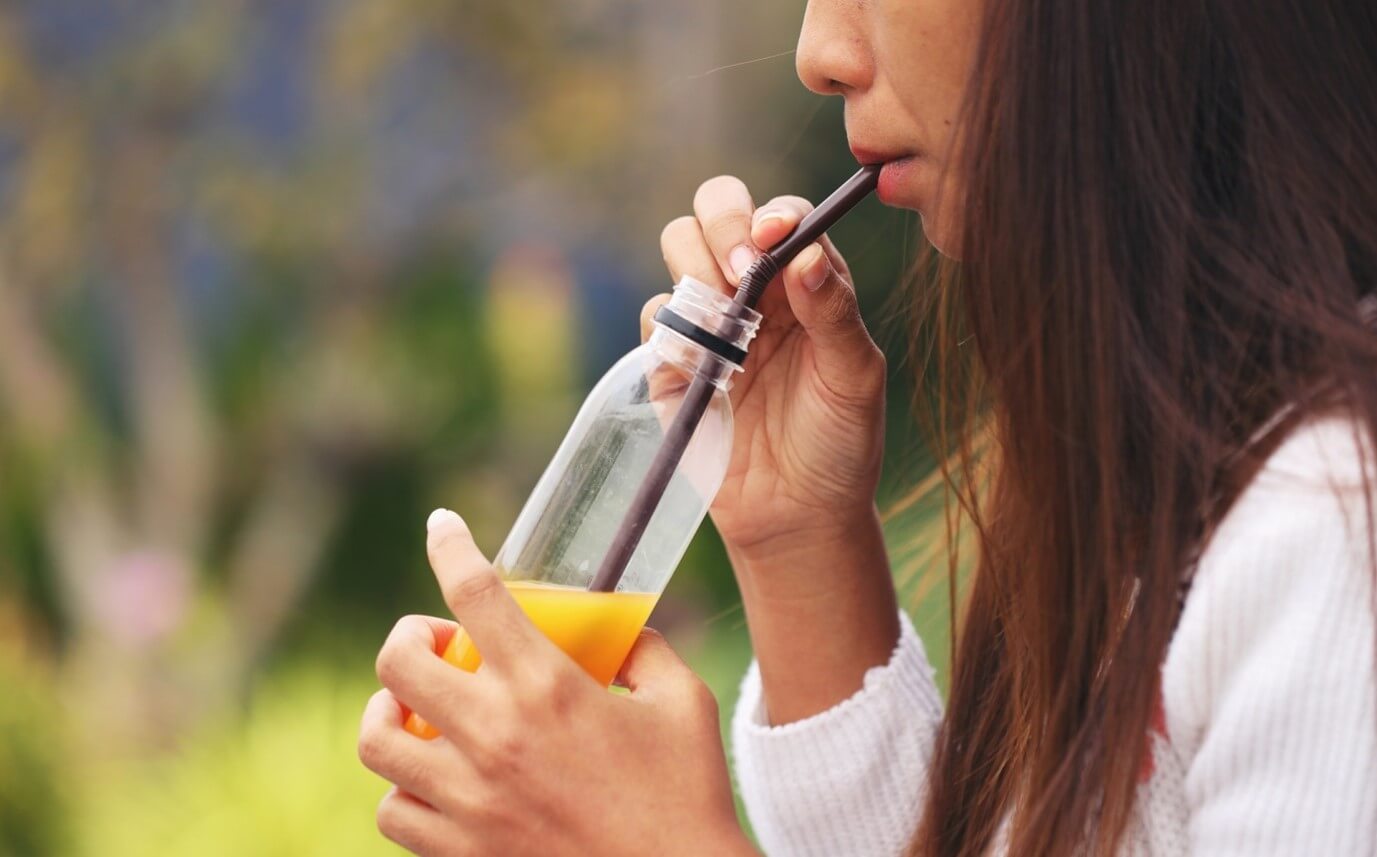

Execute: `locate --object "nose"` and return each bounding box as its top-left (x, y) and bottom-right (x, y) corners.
top-left (795, 0), bottom-right (873, 96)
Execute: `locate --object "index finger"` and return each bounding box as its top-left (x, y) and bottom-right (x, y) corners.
top-left (425, 508), bottom-right (558, 671)
top-left (693, 175), bottom-right (758, 286)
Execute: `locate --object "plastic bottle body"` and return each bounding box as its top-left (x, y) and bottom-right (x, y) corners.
top-left (495, 344), bottom-right (732, 594)
top-left (405, 278), bottom-right (760, 736)
top-left (494, 276), bottom-right (757, 601)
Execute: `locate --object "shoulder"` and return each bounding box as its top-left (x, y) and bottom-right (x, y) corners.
top-left (1191, 413), bottom-right (1377, 584)
top-left (1163, 412), bottom-right (1377, 748)
top-left (1159, 414), bottom-right (1377, 850)
top-left (1228, 412), bottom-right (1375, 521)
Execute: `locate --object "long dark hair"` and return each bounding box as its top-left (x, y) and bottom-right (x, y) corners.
top-left (904, 1), bottom-right (1377, 853)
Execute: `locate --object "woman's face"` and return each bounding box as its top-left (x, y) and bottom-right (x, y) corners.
top-left (796, 0), bottom-right (980, 255)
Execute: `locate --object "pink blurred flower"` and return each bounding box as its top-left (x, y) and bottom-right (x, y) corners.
top-left (93, 551), bottom-right (192, 646)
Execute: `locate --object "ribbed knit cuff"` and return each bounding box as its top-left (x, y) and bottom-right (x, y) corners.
top-left (730, 610), bottom-right (943, 856)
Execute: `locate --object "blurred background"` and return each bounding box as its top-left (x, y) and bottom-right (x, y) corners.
top-left (0, 2), bottom-right (946, 853)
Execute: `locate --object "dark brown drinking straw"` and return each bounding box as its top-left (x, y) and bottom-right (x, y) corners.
top-left (587, 164), bottom-right (882, 593)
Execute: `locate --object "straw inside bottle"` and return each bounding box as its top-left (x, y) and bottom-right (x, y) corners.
top-left (587, 164), bottom-right (882, 593)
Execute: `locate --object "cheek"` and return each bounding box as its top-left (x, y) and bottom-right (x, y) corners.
top-left (873, 0), bottom-right (980, 141)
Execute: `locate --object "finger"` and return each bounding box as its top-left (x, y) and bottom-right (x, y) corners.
top-left (692, 176), bottom-right (758, 285)
top-left (637, 294), bottom-right (696, 436)
top-left (359, 690), bottom-right (460, 811)
top-left (425, 509), bottom-right (558, 671)
top-left (375, 615), bottom-right (478, 740)
top-left (639, 293), bottom-right (671, 344)
top-left (660, 216), bottom-right (728, 292)
top-left (752, 195), bottom-right (851, 279)
top-left (617, 627), bottom-right (696, 696)
top-left (781, 242), bottom-right (885, 394)
top-left (750, 195), bottom-right (812, 249)
top-left (377, 786), bottom-right (453, 856)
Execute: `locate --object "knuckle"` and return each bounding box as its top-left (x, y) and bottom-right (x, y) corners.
top-left (822, 280), bottom-right (861, 323)
top-left (494, 728), bottom-right (526, 764)
top-left (517, 663), bottom-right (576, 714)
top-left (375, 641), bottom-right (405, 688)
top-left (700, 210), bottom-right (751, 247)
top-left (680, 675), bottom-right (719, 716)
top-left (694, 694), bottom-right (722, 731)
top-left (475, 722), bottom-right (526, 776)
top-left (462, 784), bottom-right (511, 830)
top-left (357, 725), bottom-right (387, 770)
top-left (443, 567), bottom-right (501, 612)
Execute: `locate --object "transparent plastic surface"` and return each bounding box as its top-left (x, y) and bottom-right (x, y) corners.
top-left (494, 342), bottom-right (734, 594)
top-left (406, 277), bottom-right (758, 738)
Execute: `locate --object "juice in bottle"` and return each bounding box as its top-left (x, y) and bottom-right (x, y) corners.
top-left (404, 580), bottom-right (658, 738)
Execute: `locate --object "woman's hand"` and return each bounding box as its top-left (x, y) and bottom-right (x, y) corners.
top-left (359, 510), bottom-right (752, 857)
top-left (652, 176), bottom-right (888, 562)
top-left (653, 177), bottom-right (899, 723)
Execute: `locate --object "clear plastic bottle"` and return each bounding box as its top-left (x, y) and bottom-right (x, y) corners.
top-left (406, 275), bottom-right (759, 737)
top-left (497, 274), bottom-right (759, 594)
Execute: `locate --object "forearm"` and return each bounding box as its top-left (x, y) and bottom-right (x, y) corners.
top-left (726, 502), bottom-right (900, 724)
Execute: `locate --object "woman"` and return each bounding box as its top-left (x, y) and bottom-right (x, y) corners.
top-left (357, 0), bottom-right (1377, 853)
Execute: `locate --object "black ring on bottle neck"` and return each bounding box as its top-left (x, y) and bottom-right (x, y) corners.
top-left (653, 305), bottom-right (747, 366)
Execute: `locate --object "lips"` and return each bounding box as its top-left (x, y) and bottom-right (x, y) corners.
top-left (876, 157), bottom-right (918, 205)
top-left (849, 145), bottom-right (900, 166)
top-left (849, 144), bottom-right (919, 205)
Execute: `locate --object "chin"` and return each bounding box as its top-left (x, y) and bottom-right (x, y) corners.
top-left (919, 212), bottom-right (961, 261)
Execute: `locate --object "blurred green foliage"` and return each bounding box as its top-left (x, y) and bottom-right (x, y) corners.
top-left (0, 650), bottom-right (68, 857)
top-left (0, 1), bottom-right (949, 853)
top-left (73, 670), bottom-right (385, 857)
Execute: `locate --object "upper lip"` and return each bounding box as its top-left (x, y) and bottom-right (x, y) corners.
top-left (849, 143), bottom-right (911, 166)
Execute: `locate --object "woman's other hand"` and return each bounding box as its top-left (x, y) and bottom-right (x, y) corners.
top-left (358, 510), bottom-right (753, 857)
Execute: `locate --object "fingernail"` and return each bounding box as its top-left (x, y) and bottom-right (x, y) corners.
top-left (755, 209), bottom-right (787, 229)
top-left (729, 244), bottom-right (757, 279)
top-left (800, 245), bottom-right (828, 291)
top-left (427, 508), bottom-right (461, 532)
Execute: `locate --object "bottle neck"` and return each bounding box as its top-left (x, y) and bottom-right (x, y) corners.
top-left (647, 328), bottom-right (738, 389)
top-left (648, 276), bottom-right (762, 390)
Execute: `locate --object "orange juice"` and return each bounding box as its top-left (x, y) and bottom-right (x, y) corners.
top-left (404, 581), bottom-right (659, 738)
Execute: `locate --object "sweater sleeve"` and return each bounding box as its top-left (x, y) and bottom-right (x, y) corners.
top-left (730, 611), bottom-right (944, 857)
top-left (1163, 417), bottom-right (1377, 855)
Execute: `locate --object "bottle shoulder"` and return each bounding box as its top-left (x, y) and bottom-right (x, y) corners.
top-left (587, 341), bottom-right (734, 410)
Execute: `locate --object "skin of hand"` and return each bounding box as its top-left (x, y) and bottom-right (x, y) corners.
top-left (652, 179), bottom-right (888, 562)
top-left (359, 509), bottom-right (755, 857)
top-left (652, 179), bottom-right (900, 722)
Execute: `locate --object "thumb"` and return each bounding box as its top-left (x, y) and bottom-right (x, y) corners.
top-left (782, 242), bottom-right (885, 392)
top-left (616, 627), bottom-right (695, 695)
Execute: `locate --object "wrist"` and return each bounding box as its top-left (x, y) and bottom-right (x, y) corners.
top-left (724, 503), bottom-right (900, 723)
top-left (727, 502), bottom-right (889, 602)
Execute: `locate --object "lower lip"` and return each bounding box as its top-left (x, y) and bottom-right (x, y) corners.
top-left (877, 157), bottom-right (918, 204)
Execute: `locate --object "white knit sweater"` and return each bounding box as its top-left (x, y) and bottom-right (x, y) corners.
top-left (731, 415), bottom-right (1377, 855)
